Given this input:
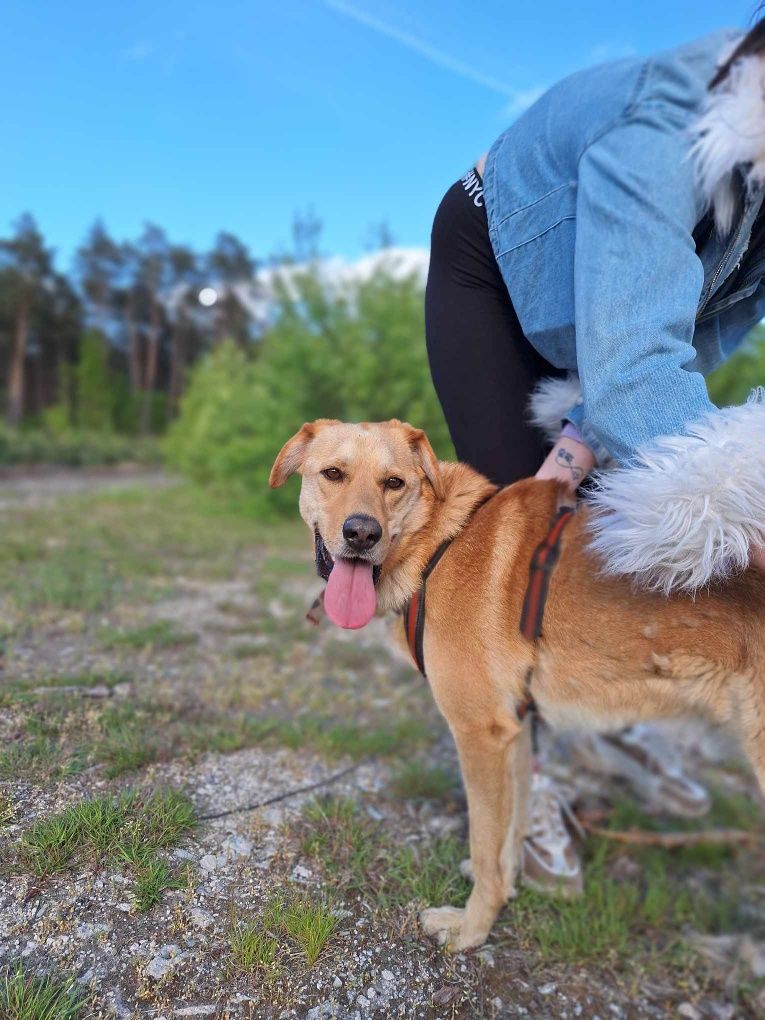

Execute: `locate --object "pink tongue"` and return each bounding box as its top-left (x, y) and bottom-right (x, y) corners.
top-left (324, 558), bottom-right (377, 629)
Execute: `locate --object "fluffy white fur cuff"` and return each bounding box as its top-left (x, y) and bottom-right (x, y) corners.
top-left (528, 375), bottom-right (583, 443)
top-left (586, 390), bottom-right (765, 595)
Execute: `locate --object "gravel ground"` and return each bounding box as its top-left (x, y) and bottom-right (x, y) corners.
top-left (0, 469), bottom-right (764, 1019)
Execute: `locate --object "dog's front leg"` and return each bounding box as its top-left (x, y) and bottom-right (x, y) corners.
top-left (421, 715), bottom-right (524, 952)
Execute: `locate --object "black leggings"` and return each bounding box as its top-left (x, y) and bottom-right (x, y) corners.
top-left (425, 170), bottom-right (563, 486)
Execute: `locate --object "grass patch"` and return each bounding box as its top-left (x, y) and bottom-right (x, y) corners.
top-left (501, 841), bottom-right (747, 965)
top-left (301, 797), bottom-right (378, 892)
top-left (229, 917), bottom-right (280, 979)
top-left (229, 894), bottom-right (338, 974)
top-left (389, 761), bottom-right (459, 802)
top-left (99, 619), bottom-right (197, 651)
top-left (17, 787), bottom-right (195, 911)
top-left (96, 704), bottom-right (159, 778)
top-left (0, 964), bottom-right (88, 1020)
top-left (282, 897), bottom-right (339, 966)
top-left (0, 737), bottom-right (87, 783)
top-left (382, 837), bottom-right (471, 909)
top-left (299, 795), bottom-right (470, 910)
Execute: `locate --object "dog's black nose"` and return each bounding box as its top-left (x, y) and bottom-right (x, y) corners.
top-left (343, 514), bottom-right (382, 552)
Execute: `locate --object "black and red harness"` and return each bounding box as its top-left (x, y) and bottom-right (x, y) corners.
top-left (403, 498), bottom-right (576, 721)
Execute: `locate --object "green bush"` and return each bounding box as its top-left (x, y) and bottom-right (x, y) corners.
top-left (0, 425), bottom-right (162, 467)
top-left (707, 324), bottom-right (765, 407)
top-left (166, 267), bottom-right (453, 518)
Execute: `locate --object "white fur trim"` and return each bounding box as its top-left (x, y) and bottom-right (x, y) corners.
top-left (586, 390), bottom-right (765, 595)
top-left (528, 375), bottom-right (582, 443)
top-left (690, 50), bottom-right (765, 236)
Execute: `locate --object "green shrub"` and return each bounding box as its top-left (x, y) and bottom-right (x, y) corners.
top-left (0, 424), bottom-right (162, 466)
top-left (166, 266), bottom-right (453, 518)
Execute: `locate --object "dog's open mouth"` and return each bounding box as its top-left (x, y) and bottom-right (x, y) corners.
top-left (315, 532), bottom-right (381, 630)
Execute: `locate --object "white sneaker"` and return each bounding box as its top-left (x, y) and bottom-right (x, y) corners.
top-left (521, 773), bottom-right (583, 897)
top-left (571, 724), bottom-right (710, 818)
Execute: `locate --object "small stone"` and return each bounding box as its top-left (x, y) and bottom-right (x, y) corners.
top-left (146, 956), bottom-right (175, 981)
top-left (333, 976), bottom-right (342, 989)
top-left (739, 935), bottom-right (765, 978)
top-left (539, 983), bottom-right (556, 995)
top-left (76, 922), bottom-right (111, 939)
top-left (199, 854), bottom-right (218, 872)
top-left (356, 995), bottom-right (369, 1009)
top-left (292, 864), bottom-right (312, 881)
top-left (189, 908), bottom-right (215, 929)
top-left (222, 834), bottom-right (252, 857)
top-left (477, 948), bottom-right (495, 967)
top-left (678, 1005), bottom-right (702, 1020)
top-left (175, 1009), bottom-right (216, 1017)
top-left (381, 970), bottom-right (394, 983)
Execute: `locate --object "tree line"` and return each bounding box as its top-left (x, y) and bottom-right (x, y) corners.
top-left (0, 213), bottom-right (294, 433)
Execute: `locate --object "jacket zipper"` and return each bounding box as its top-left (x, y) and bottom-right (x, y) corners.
top-left (702, 218), bottom-right (746, 313)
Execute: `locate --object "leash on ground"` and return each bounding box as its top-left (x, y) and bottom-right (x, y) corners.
top-left (197, 759), bottom-right (366, 822)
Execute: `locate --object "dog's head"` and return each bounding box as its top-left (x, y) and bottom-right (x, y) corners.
top-left (269, 419), bottom-right (444, 629)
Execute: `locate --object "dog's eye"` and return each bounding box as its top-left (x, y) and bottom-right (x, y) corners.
top-left (385, 476), bottom-right (405, 491)
top-left (321, 467), bottom-right (343, 482)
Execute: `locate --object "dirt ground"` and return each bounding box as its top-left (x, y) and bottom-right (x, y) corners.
top-left (1, 469), bottom-right (764, 1019)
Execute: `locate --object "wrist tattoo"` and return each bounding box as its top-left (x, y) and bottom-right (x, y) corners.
top-left (555, 446), bottom-right (584, 483)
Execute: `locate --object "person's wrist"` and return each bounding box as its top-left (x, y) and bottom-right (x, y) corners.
top-left (535, 435), bottom-right (595, 491)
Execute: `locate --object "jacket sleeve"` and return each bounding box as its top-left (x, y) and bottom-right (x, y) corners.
top-left (574, 110), bottom-right (765, 594)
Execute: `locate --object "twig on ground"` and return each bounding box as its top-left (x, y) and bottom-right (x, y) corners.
top-left (583, 823), bottom-right (758, 848)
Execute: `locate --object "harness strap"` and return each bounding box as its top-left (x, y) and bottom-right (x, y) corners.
top-left (519, 505), bottom-right (576, 642)
top-left (405, 539), bottom-right (452, 677)
top-left (403, 496), bottom-right (575, 725)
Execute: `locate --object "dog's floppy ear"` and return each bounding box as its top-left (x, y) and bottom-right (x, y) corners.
top-left (269, 420), bottom-right (337, 488)
top-left (399, 422), bottom-right (445, 500)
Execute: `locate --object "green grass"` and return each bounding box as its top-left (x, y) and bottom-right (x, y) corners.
top-left (0, 964), bottom-right (89, 1020)
top-left (282, 897), bottom-right (339, 966)
top-left (500, 840), bottom-right (747, 965)
top-left (229, 895), bottom-right (338, 973)
top-left (229, 918), bottom-right (280, 978)
top-left (17, 788), bottom-right (195, 911)
top-left (99, 619), bottom-right (197, 650)
top-left (301, 797), bottom-right (378, 892)
top-left (95, 704), bottom-right (160, 778)
top-left (299, 796), bottom-right (470, 910)
top-left (389, 761), bottom-right (460, 802)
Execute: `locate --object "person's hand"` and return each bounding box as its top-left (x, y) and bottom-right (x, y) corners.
top-left (535, 435), bottom-right (595, 492)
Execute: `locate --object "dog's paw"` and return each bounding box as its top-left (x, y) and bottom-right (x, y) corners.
top-left (459, 858), bottom-right (474, 881)
top-left (419, 907), bottom-right (489, 952)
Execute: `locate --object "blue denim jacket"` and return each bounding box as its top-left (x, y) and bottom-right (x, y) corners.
top-left (483, 28), bottom-right (765, 463)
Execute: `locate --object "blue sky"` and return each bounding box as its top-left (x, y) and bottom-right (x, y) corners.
top-left (0, 0), bottom-right (755, 273)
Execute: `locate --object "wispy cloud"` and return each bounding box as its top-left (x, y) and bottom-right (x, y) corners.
top-left (122, 40), bottom-right (155, 63)
top-left (324, 0), bottom-right (542, 112)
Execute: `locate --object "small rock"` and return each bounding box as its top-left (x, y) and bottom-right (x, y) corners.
top-left (189, 907), bottom-right (215, 930)
top-left (222, 834), bottom-right (252, 857)
top-left (381, 970), bottom-right (394, 983)
top-left (539, 983), bottom-right (556, 995)
top-left (333, 976), bottom-right (342, 988)
top-left (678, 1005), bottom-right (702, 1020)
top-left (175, 1009), bottom-right (216, 1017)
top-left (199, 854), bottom-right (218, 872)
top-left (76, 922), bottom-right (111, 939)
top-left (739, 935), bottom-right (765, 978)
top-left (477, 948), bottom-right (495, 967)
top-left (292, 864), bottom-right (312, 882)
top-left (146, 956), bottom-right (175, 981)
top-left (432, 985), bottom-right (460, 1006)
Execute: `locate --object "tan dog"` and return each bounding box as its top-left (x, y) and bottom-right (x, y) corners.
top-left (270, 418), bottom-right (765, 951)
